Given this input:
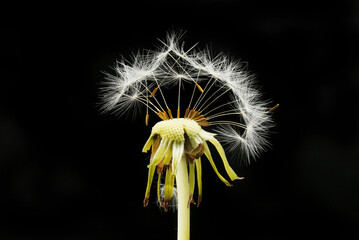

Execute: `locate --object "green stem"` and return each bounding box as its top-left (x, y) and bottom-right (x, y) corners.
top-left (176, 156), bottom-right (190, 240)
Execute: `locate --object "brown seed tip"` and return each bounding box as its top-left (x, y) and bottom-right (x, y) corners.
top-left (268, 103), bottom-right (279, 113)
top-left (163, 201), bottom-right (169, 212)
top-left (167, 108), bottom-right (173, 119)
top-left (184, 108), bottom-right (190, 118)
top-left (196, 83), bottom-right (204, 92)
top-left (197, 196), bottom-right (202, 207)
top-left (143, 198), bottom-right (149, 207)
top-left (150, 87), bottom-right (159, 98)
top-left (187, 195), bottom-right (196, 208)
top-left (145, 113), bottom-right (149, 126)
top-left (163, 110), bottom-right (170, 120)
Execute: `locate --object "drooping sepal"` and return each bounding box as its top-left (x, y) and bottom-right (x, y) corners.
top-left (188, 161), bottom-right (196, 207)
top-left (195, 157), bottom-right (202, 206)
top-left (144, 164), bottom-right (156, 207)
top-left (207, 137), bottom-right (243, 181)
top-left (163, 167), bottom-right (175, 212)
top-left (203, 141), bottom-right (232, 186)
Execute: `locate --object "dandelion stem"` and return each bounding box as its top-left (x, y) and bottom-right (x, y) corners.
top-left (176, 155), bottom-right (190, 240)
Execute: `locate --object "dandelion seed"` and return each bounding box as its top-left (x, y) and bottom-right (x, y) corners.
top-left (99, 31), bottom-right (277, 240)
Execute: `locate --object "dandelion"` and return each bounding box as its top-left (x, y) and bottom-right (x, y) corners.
top-left (99, 31), bottom-right (277, 240)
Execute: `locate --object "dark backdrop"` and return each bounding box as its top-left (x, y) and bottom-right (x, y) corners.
top-left (1, 1), bottom-right (359, 239)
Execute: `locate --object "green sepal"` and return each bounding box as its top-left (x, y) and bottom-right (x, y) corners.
top-left (203, 141), bottom-right (232, 186)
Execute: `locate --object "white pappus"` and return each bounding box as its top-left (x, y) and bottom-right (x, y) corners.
top-left (99, 31), bottom-right (277, 164)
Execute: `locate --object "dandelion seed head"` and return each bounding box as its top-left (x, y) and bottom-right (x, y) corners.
top-left (100, 31), bottom-right (275, 163)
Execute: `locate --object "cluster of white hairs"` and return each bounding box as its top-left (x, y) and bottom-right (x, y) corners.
top-left (99, 31), bottom-right (274, 163)
top-left (156, 183), bottom-right (178, 212)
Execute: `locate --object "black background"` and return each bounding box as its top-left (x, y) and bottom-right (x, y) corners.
top-left (1, 0), bottom-right (359, 239)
